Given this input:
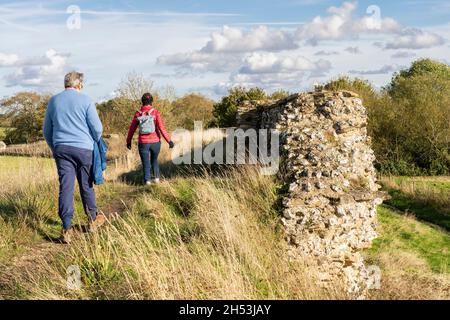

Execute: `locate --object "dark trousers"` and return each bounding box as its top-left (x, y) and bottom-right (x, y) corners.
top-left (138, 142), bottom-right (161, 182)
top-left (53, 145), bottom-right (97, 230)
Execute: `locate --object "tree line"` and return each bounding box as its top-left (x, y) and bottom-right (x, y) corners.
top-left (1, 59), bottom-right (449, 175)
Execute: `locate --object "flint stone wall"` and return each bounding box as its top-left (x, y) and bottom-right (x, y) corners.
top-left (237, 90), bottom-right (384, 296)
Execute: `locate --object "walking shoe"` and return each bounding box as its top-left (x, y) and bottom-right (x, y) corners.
top-left (58, 228), bottom-right (75, 244)
top-left (145, 180), bottom-right (153, 185)
top-left (153, 178), bottom-right (160, 184)
top-left (89, 213), bottom-right (107, 233)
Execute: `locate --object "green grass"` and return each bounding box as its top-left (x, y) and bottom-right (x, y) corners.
top-left (0, 156), bottom-right (55, 186)
top-left (391, 176), bottom-right (450, 191)
top-left (366, 206), bottom-right (450, 274)
top-left (380, 176), bottom-right (450, 231)
top-left (0, 155), bottom-right (132, 264)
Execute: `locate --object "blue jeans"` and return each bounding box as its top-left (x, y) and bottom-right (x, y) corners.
top-left (138, 142), bottom-right (161, 182)
top-left (53, 145), bottom-right (97, 230)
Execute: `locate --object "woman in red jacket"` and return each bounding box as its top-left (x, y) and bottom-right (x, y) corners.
top-left (126, 93), bottom-right (174, 185)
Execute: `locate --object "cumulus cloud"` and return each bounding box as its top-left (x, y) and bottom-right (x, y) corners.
top-left (239, 52), bottom-right (331, 75)
top-left (229, 70), bottom-right (313, 91)
top-left (0, 53), bottom-right (20, 67)
top-left (202, 25), bottom-right (297, 53)
top-left (4, 49), bottom-right (70, 88)
top-left (223, 52), bottom-right (332, 90)
top-left (157, 25), bottom-right (298, 72)
top-left (349, 64), bottom-right (399, 75)
top-left (296, 2), bottom-right (401, 45)
top-left (384, 28), bottom-right (445, 49)
top-left (155, 1), bottom-right (446, 93)
top-left (157, 51), bottom-right (239, 73)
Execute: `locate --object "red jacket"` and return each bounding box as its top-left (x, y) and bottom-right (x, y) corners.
top-left (126, 105), bottom-right (171, 145)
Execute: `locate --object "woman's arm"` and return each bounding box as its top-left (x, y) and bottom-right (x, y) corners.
top-left (126, 113), bottom-right (138, 145)
top-left (155, 111), bottom-right (171, 143)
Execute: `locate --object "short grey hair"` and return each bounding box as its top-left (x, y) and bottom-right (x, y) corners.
top-left (64, 71), bottom-right (84, 88)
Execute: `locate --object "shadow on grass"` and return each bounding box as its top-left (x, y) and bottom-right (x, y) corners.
top-left (0, 188), bottom-right (95, 244)
top-left (383, 187), bottom-right (450, 231)
top-left (119, 160), bottom-right (242, 185)
top-left (119, 138), bottom-right (255, 185)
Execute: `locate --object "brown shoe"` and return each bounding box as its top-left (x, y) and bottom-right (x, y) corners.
top-left (89, 213), bottom-right (107, 233)
top-left (58, 228), bottom-right (74, 244)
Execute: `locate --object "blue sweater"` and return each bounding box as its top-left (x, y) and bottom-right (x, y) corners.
top-left (43, 89), bottom-right (103, 151)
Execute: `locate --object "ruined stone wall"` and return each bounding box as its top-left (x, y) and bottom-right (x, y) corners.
top-left (237, 90), bottom-right (384, 297)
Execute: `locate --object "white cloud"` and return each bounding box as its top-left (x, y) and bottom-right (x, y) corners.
top-left (1, 0), bottom-right (448, 99)
top-left (385, 28), bottom-right (445, 49)
top-left (296, 2), bottom-right (401, 45)
top-left (239, 52), bottom-right (331, 75)
top-left (4, 49), bottom-right (70, 88)
top-left (224, 52), bottom-right (331, 91)
top-left (157, 25), bottom-right (298, 72)
top-left (157, 51), bottom-right (239, 73)
top-left (0, 53), bottom-right (20, 66)
top-left (229, 71), bottom-right (310, 91)
top-left (156, 1), bottom-right (447, 94)
top-left (202, 25), bottom-right (297, 53)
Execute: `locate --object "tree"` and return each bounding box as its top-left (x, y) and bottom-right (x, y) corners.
top-left (115, 72), bottom-right (155, 101)
top-left (97, 72), bottom-right (174, 134)
top-left (97, 97), bottom-right (137, 135)
top-left (382, 59), bottom-right (450, 174)
top-left (170, 93), bottom-right (214, 130)
top-left (387, 58), bottom-right (450, 96)
top-left (1, 92), bottom-right (50, 144)
top-left (323, 70), bottom-right (450, 175)
top-left (383, 71), bottom-right (450, 174)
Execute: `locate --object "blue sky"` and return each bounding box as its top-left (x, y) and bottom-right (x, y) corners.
top-left (0, 0), bottom-right (449, 101)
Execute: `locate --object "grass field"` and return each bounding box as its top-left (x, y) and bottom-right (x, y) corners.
top-left (0, 150), bottom-right (449, 300)
top-left (0, 156), bottom-right (56, 193)
top-left (379, 176), bottom-right (450, 231)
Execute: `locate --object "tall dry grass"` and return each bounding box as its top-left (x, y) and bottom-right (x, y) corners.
top-left (10, 166), bottom-right (346, 300)
top-left (2, 133), bottom-right (449, 300)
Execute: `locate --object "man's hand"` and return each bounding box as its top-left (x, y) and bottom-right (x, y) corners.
top-left (126, 143), bottom-right (132, 150)
top-left (169, 141), bottom-right (175, 149)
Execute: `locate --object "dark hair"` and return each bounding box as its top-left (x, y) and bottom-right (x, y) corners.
top-left (142, 93), bottom-right (153, 106)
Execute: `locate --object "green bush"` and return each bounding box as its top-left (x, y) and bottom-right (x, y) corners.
top-left (209, 87), bottom-right (290, 128)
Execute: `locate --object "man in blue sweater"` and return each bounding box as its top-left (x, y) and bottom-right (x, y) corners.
top-left (43, 71), bottom-right (106, 244)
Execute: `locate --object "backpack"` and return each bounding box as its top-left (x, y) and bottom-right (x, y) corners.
top-left (136, 109), bottom-right (156, 135)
